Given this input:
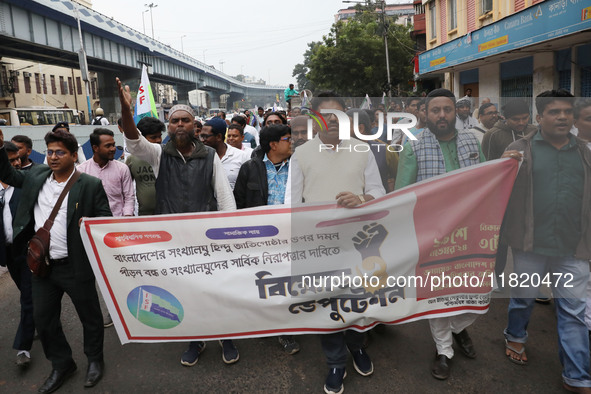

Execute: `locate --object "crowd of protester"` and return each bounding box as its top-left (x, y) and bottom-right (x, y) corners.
top-left (1, 80), bottom-right (590, 394)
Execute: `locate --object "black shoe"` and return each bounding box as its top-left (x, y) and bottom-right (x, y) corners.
top-left (180, 341), bottom-right (206, 366)
top-left (219, 340), bottom-right (239, 364)
top-left (348, 348), bottom-right (374, 376)
top-left (535, 297), bottom-right (551, 305)
top-left (103, 313), bottom-right (114, 328)
top-left (452, 329), bottom-right (476, 359)
top-left (324, 368), bottom-right (346, 394)
top-left (84, 360), bottom-right (104, 388)
top-left (16, 351), bottom-right (31, 367)
top-left (38, 362), bottom-right (77, 393)
top-left (431, 354), bottom-right (450, 380)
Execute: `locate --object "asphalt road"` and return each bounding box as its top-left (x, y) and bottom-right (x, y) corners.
top-left (0, 263), bottom-right (568, 393)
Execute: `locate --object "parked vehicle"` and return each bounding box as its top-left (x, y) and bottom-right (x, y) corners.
top-left (0, 107), bottom-right (80, 126)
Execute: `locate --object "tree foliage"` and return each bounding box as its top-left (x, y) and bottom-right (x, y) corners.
top-left (293, 7), bottom-right (415, 97)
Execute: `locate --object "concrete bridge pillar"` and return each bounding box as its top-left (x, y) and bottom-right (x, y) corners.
top-left (175, 83), bottom-right (195, 105)
top-left (97, 69), bottom-right (136, 122)
top-left (227, 92), bottom-right (245, 110)
top-left (208, 91), bottom-right (221, 110)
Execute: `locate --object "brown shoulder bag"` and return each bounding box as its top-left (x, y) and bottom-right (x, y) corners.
top-left (27, 171), bottom-right (80, 277)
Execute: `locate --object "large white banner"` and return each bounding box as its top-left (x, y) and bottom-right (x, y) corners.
top-left (81, 159), bottom-right (518, 344)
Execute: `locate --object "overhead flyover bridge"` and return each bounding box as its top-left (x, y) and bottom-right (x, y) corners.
top-left (0, 0), bottom-right (285, 114)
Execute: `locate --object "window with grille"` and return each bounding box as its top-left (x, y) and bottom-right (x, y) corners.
top-left (76, 77), bottom-right (82, 95)
top-left (24, 75), bottom-right (31, 93)
top-left (42, 74), bottom-right (47, 94)
top-left (59, 76), bottom-right (66, 95)
top-left (581, 68), bottom-right (591, 97)
top-left (481, 0), bottom-right (492, 14)
top-left (11, 73), bottom-right (19, 93)
top-left (558, 70), bottom-right (571, 92)
top-left (68, 77), bottom-right (74, 95)
top-left (430, 1), bottom-right (437, 39)
top-left (501, 75), bottom-right (533, 117)
top-left (448, 0), bottom-right (457, 30)
top-left (35, 73), bottom-right (41, 93)
top-left (50, 75), bottom-right (57, 95)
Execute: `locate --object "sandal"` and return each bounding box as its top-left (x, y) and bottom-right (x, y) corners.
top-left (505, 339), bottom-right (527, 365)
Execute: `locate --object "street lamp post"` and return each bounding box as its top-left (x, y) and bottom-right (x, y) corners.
top-left (379, 0), bottom-right (392, 97)
top-left (144, 3), bottom-right (157, 39)
top-left (142, 9), bottom-right (149, 35)
top-left (181, 35), bottom-right (187, 53)
top-left (73, 4), bottom-right (92, 124)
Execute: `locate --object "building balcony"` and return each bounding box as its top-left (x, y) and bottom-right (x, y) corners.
top-left (413, 13), bottom-right (426, 34)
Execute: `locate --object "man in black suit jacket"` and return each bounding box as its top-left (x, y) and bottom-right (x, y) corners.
top-left (0, 129), bottom-right (112, 393)
top-left (0, 141), bottom-right (35, 368)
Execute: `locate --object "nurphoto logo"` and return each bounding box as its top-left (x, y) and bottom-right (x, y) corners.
top-left (303, 107), bottom-right (418, 153)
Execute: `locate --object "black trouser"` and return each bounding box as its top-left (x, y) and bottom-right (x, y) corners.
top-left (320, 330), bottom-right (365, 369)
top-left (6, 246), bottom-right (35, 351)
top-left (32, 261), bottom-right (103, 371)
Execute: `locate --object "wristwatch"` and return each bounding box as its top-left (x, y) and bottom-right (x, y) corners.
top-left (358, 194), bottom-right (366, 204)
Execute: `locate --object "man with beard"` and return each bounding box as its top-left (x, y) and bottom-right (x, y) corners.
top-left (455, 98), bottom-right (478, 131)
top-left (116, 78), bottom-right (236, 367)
top-left (287, 92), bottom-right (385, 394)
top-left (396, 89), bottom-right (485, 380)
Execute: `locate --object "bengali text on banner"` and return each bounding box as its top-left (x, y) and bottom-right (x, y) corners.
top-left (81, 159), bottom-right (519, 344)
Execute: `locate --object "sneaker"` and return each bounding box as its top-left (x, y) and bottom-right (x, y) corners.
top-left (219, 340), bottom-right (239, 364)
top-left (349, 348), bottom-right (374, 376)
top-left (16, 351), bottom-right (31, 367)
top-left (278, 335), bottom-right (300, 355)
top-left (180, 341), bottom-right (206, 366)
top-left (324, 368), bottom-right (346, 394)
top-left (103, 313), bottom-right (114, 328)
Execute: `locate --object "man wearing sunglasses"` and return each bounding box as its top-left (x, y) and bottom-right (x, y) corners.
top-left (0, 128), bottom-right (112, 393)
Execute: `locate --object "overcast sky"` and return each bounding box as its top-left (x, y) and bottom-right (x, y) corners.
top-left (91, 0), bottom-right (410, 87)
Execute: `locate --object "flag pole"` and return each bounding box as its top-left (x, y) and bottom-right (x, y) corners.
top-left (136, 287), bottom-right (141, 319)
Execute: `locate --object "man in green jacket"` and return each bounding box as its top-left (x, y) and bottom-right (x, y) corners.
top-left (502, 90), bottom-right (591, 392)
top-left (395, 88), bottom-right (485, 381)
top-left (0, 129), bottom-right (112, 393)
